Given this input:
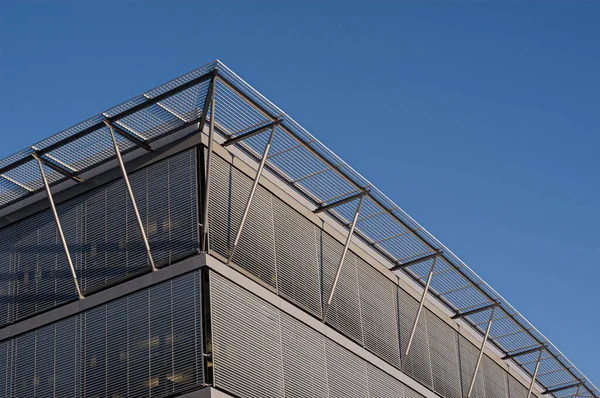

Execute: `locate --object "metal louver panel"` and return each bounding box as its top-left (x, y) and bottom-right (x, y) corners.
top-left (398, 288), bottom-right (434, 389)
top-left (366, 363), bottom-right (406, 398)
top-left (208, 154), bottom-right (277, 287)
top-left (165, 150), bottom-right (198, 263)
top-left (272, 197), bottom-right (322, 317)
top-left (210, 271), bottom-right (285, 398)
top-left (0, 149), bottom-right (198, 320)
top-left (425, 307), bottom-right (462, 397)
top-left (1, 271), bottom-right (202, 398)
top-left (458, 334), bottom-right (486, 398)
top-left (482, 355), bottom-right (509, 398)
top-left (229, 167), bottom-right (277, 287)
top-left (325, 338), bottom-right (369, 398)
top-left (0, 226), bottom-right (13, 326)
top-left (280, 312), bottom-right (328, 398)
top-left (508, 373), bottom-right (529, 398)
top-left (357, 257), bottom-right (400, 368)
top-left (321, 232), bottom-right (364, 345)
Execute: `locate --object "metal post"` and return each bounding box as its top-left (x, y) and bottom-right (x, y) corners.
top-left (527, 348), bottom-right (544, 398)
top-left (467, 305), bottom-right (496, 398)
top-left (32, 154), bottom-right (84, 300)
top-left (227, 125), bottom-right (277, 264)
top-left (201, 98), bottom-right (216, 252)
top-left (103, 120), bottom-right (157, 272)
top-left (404, 256), bottom-right (437, 359)
top-left (322, 193), bottom-right (365, 321)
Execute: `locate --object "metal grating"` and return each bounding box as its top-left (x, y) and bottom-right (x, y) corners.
top-left (0, 59), bottom-right (596, 397)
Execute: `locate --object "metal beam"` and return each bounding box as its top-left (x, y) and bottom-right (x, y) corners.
top-left (198, 72), bottom-right (217, 135)
top-left (109, 122), bottom-right (153, 152)
top-left (467, 305), bottom-right (496, 398)
top-left (452, 302), bottom-right (500, 320)
top-left (227, 125), bottom-right (277, 264)
top-left (527, 348), bottom-right (544, 398)
top-left (403, 255), bottom-right (438, 359)
top-left (35, 155), bottom-right (84, 183)
top-left (104, 120), bottom-right (157, 272)
top-left (322, 193), bottom-right (365, 321)
top-left (544, 382), bottom-right (583, 395)
top-left (392, 251), bottom-right (442, 271)
top-left (503, 345), bottom-right (545, 360)
top-left (201, 97), bottom-right (216, 252)
top-left (222, 119), bottom-right (282, 147)
top-left (32, 153), bottom-right (84, 300)
top-left (314, 191), bottom-right (366, 214)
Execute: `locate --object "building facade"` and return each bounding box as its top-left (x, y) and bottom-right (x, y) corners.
top-left (0, 60), bottom-right (597, 398)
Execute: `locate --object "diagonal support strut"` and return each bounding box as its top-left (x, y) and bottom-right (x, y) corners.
top-left (322, 192), bottom-right (366, 322)
top-left (104, 119), bottom-right (157, 272)
top-left (467, 305), bottom-right (496, 398)
top-left (32, 153), bottom-right (84, 300)
top-left (227, 124), bottom-right (277, 264)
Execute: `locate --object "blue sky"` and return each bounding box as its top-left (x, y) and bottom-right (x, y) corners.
top-left (1, 0), bottom-right (598, 383)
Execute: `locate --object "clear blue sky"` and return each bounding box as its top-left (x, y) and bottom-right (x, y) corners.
top-left (1, 1), bottom-right (598, 383)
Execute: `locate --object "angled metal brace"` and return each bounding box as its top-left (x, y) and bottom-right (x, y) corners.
top-left (503, 345), bottom-right (545, 360)
top-left (544, 382), bottom-right (582, 395)
top-left (322, 192), bottom-right (365, 322)
top-left (198, 70), bottom-right (217, 134)
top-left (227, 124), bottom-right (277, 264)
top-left (527, 348), bottom-right (544, 398)
top-left (35, 154), bottom-right (84, 183)
top-left (452, 302), bottom-right (500, 320)
top-left (574, 383), bottom-right (581, 397)
top-left (314, 191), bottom-right (367, 214)
top-left (201, 97), bottom-right (216, 252)
top-left (403, 255), bottom-right (438, 360)
top-left (32, 153), bottom-right (84, 300)
top-left (104, 120), bottom-right (157, 272)
top-left (223, 119), bottom-right (282, 147)
top-left (106, 120), bottom-right (153, 152)
top-left (467, 305), bottom-right (496, 398)
top-left (391, 251), bottom-right (442, 271)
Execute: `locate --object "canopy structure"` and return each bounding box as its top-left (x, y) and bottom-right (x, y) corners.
top-left (0, 60), bottom-right (597, 397)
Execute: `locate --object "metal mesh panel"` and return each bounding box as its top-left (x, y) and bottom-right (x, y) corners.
top-left (272, 197), bottom-right (322, 317)
top-left (482, 355), bottom-right (509, 398)
top-left (357, 257), bottom-right (400, 368)
top-left (458, 335), bottom-right (486, 398)
top-left (280, 312), bottom-right (328, 398)
top-left (321, 232), bottom-right (364, 345)
top-left (425, 308), bottom-right (462, 397)
top-left (210, 271), bottom-right (285, 398)
top-left (398, 288), bottom-right (434, 389)
top-left (325, 339), bottom-right (369, 398)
